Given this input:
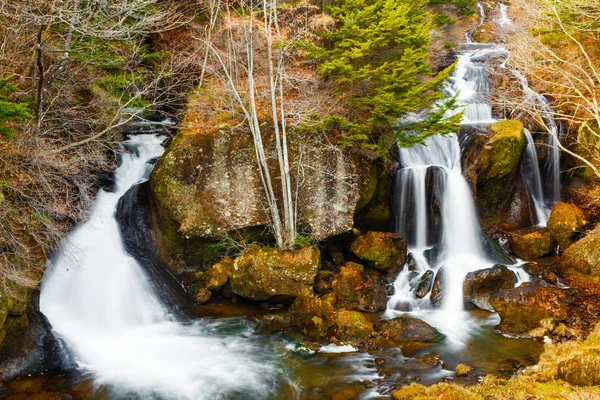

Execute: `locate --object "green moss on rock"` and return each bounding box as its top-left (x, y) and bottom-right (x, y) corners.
top-left (548, 202), bottom-right (588, 251)
top-left (350, 231), bottom-right (407, 272)
top-left (509, 228), bottom-right (554, 260)
top-left (332, 262), bottom-right (387, 312)
top-left (334, 311), bottom-right (374, 340)
top-left (289, 290), bottom-right (336, 339)
top-left (563, 225), bottom-right (600, 276)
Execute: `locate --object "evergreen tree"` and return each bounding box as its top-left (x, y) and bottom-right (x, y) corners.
top-left (315, 0), bottom-right (462, 148)
top-left (0, 76), bottom-right (31, 139)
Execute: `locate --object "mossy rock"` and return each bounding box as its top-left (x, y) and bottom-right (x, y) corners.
top-left (289, 291), bottom-right (336, 340)
top-left (230, 246), bottom-right (321, 302)
top-left (563, 225), bottom-right (600, 277)
top-left (377, 315), bottom-right (444, 343)
top-left (547, 202), bottom-right (588, 251)
top-left (192, 257), bottom-right (233, 304)
top-left (490, 282), bottom-right (568, 334)
top-left (455, 364), bottom-right (474, 377)
top-left (351, 231), bottom-right (407, 272)
top-left (332, 262), bottom-right (387, 312)
top-left (476, 120), bottom-right (526, 211)
top-left (509, 228), bottom-right (554, 260)
top-left (334, 311), bottom-right (373, 340)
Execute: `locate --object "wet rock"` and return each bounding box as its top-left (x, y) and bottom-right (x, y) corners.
top-left (424, 246), bottom-right (442, 267)
top-left (548, 202), bottom-right (588, 251)
top-left (415, 270), bottom-right (434, 299)
top-left (490, 282), bottom-right (568, 334)
top-left (351, 231), bottom-right (407, 273)
top-left (463, 265), bottom-right (518, 312)
top-left (289, 291), bottom-right (336, 340)
top-left (406, 253), bottom-right (418, 271)
top-left (522, 262), bottom-right (541, 277)
top-left (557, 349), bottom-right (600, 386)
top-left (455, 364), bottom-right (474, 377)
top-left (563, 225), bottom-right (600, 276)
top-left (334, 311), bottom-right (374, 340)
top-left (430, 267), bottom-right (445, 307)
top-left (481, 234), bottom-right (517, 264)
top-left (0, 293), bottom-right (64, 381)
top-left (332, 262), bottom-right (388, 312)
top-left (416, 353), bottom-right (441, 366)
top-left (509, 228), bottom-right (553, 260)
top-left (377, 315), bottom-right (444, 343)
top-left (230, 246), bottom-right (321, 302)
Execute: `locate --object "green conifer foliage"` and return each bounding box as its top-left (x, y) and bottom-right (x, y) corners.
top-left (0, 77), bottom-right (32, 139)
top-left (315, 0), bottom-right (463, 149)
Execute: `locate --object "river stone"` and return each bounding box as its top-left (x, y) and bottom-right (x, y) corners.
top-left (289, 291), bottom-right (336, 339)
top-left (415, 270), bottom-right (434, 299)
top-left (509, 228), bottom-right (553, 260)
top-left (334, 311), bottom-right (374, 340)
top-left (406, 253), bottom-right (418, 271)
top-left (563, 225), bottom-right (600, 276)
top-left (547, 202), bottom-right (588, 251)
top-left (230, 246), bottom-right (321, 302)
top-left (350, 231), bottom-right (407, 272)
top-left (332, 262), bottom-right (388, 312)
top-left (377, 315), bottom-right (444, 343)
top-left (557, 349), bottom-right (600, 386)
top-left (463, 264), bottom-right (518, 311)
top-left (489, 282), bottom-right (568, 334)
top-left (193, 257), bottom-right (233, 304)
top-left (430, 267), bottom-right (445, 307)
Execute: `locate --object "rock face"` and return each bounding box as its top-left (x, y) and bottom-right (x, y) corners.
top-left (509, 228), bottom-right (554, 260)
top-left (557, 349), bottom-right (600, 386)
top-left (475, 120), bottom-right (526, 210)
top-left (350, 231), bottom-right (407, 272)
top-left (463, 265), bottom-right (518, 311)
top-left (332, 263), bottom-right (388, 312)
top-left (490, 282), bottom-right (568, 334)
top-left (547, 202), bottom-right (588, 250)
top-left (0, 293), bottom-right (63, 381)
top-left (461, 121), bottom-right (530, 229)
top-left (377, 315), bottom-right (444, 343)
top-left (230, 246), bottom-right (321, 302)
top-left (149, 119), bottom-right (371, 271)
top-left (563, 225), bottom-right (600, 276)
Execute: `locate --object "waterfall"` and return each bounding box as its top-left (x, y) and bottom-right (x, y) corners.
top-left (387, 3), bottom-right (543, 347)
top-left (40, 134), bottom-right (283, 400)
top-left (522, 128), bottom-right (550, 225)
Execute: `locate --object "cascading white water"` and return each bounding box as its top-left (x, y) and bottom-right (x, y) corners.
top-left (522, 128), bottom-right (550, 225)
top-left (386, 3), bottom-right (542, 347)
top-left (40, 134), bottom-right (283, 400)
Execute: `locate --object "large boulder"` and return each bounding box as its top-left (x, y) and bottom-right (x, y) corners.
top-left (332, 263), bottom-right (388, 312)
top-left (463, 265), bottom-right (518, 311)
top-left (377, 315), bottom-right (444, 343)
top-left (350, 231), bottom-right (407, 272)
top-left (230, 246), bottom-right (321, 302)
top-left (289, 291), bottom-right (336, 339)
top-left (509, 228), bottom-right (554, 260)
top-left (547, 202), bottom-right (588, 250)
top-left (490, 282), bottom-right (568, 334)
top-left (149, 112), bottom-right (372, 269)
top-left (563, 225), bottom-right (600, 277)
top-left (557, 349), bottom-right (600, 386)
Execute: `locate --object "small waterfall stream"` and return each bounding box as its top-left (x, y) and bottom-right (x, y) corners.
top-left (40, 134), bottom-right (284, 400)
top-left (386, 2), bottom-right (560, 346)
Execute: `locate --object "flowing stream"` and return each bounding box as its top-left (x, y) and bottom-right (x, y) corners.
top-left (40, 134), bottom-right (285, 400)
